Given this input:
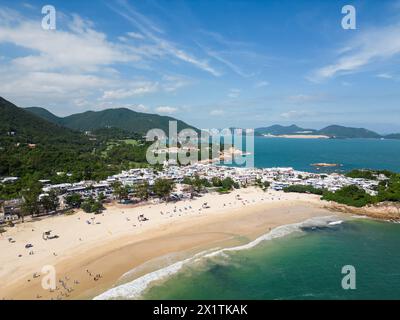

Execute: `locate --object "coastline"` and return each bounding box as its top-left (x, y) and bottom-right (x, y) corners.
top-left (0, 187), bottom-right (342, 300)
top-left (262, 134), bottom-right (330, 139)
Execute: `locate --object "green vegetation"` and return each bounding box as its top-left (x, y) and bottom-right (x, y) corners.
top-left (26, 105), bottom-right (197, 135)
top-left (284, 171), bottom-right (400, 208)
top-left (255, 179), bottom-right (270, 191)
top-left (65, 193), bottom-right (82, 208)
top-left (255, 124), bottom-right (398, 139)
top-left (377, 174), bottom-right (400, 202)
top-left (20, 182), bottom-right (42, 221)
top-left (322, 185), bottom-right (376, 208)
top-left (217, 177), bottom-right (239, 193)
top-left (112, 181), bottom-right (130, 201)
top-left (134, 182), bottom-right (150, 200)
top-left (183, 175), bottom-right (211, 192)
top-left (0, 98), bottom-right (154, 200)
top-left (40, 191), bottom-right (59, 213)
top-left (317, 125), bottom-right (381, 139)
top-left (283, 184), bottom-right (324, 195)
top-left (345, 169), bottom-right (395, 180)
top-left (81, 196), bottom-right (104, 214)
top-left (153, 178), bottom-right (175, 201)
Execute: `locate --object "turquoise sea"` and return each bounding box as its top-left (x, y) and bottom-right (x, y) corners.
top-left (96, 138), bottom-right (400, 300)
top-left (142, 219), bottom-right (400, 300)
top-left (252, 137), bottom-right (400, 173)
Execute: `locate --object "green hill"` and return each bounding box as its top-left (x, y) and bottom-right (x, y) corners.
top-left (317, 125), bottom-right (381, 139)
top-left (385, 133), bottom-right (400, 140)
top-left (0, 97), bottom-right (84, 145)
top-left (255, 124), bottom-right (389, 139)
top-left (26, 106), bottom-right (197, 135)
top-left (25, 107), bottom-right (64, 126)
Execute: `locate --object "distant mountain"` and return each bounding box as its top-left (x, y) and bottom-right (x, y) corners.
top-left (26, 107), bottom-right (198, 135)
top-left (385, 133), bottom-right (400, 140)
top-left (255, 124), bottom-right (316, 135)
top-left (0, 97), bottom-right (83, 144)
top-left (25, 107), bottom-right (64, 126)
top-left (317, 125), bottom-right (381, 139)
top-left (255, 123), bottom-right (400, 139)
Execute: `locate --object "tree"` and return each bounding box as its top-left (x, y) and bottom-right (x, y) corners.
top-left (153, 178), bottom-right (175, 201)
top-left (192, 176), bottom-right (204, 193)
top-left (40, 190), bottom-right (59, 213)
top-left (211, 177), bottom-right (222, 187)
top-left (112, 181), bottom-right (129, 201)
top-left (182, 176), bottom-right (192, 185)
top-left (65, 193), bottom-right (82, 208)
top-left (221, 177), bottom-right (237, 190)
top-left (92, 201), bottom-right (104, 214)
top-left (134, 182), bottom-right (150, 201)
top-left (81, 196), bottom-right (103, 213)
top-left (97, 192), bottom-right (106, 203)
top-left (21, 183), bottom-right (41, 221)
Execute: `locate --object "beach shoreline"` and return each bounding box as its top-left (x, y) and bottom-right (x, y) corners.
top-left (0, 188), bottom-right (345, 300)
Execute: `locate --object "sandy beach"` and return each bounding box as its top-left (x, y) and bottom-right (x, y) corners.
top-left (265, 134), bottom-right (330, 139)
top-left (0, 187), bottom-right (342, 300)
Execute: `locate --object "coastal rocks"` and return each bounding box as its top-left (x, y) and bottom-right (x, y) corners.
top-left (325, 201), bottom-right (400, 222)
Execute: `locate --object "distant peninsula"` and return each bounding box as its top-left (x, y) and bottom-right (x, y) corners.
top-left (255, 124), bottom-right (399, 139)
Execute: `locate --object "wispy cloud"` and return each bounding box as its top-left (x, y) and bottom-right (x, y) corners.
top-left (0, 6), bottom-right (192, 110)
top-left (130, 104), bottom-right (149, 112)
top-left (228, 88), bottom-right (241, 99)
top-left (210, 109), bottom-right (224, 116)
top-left (108, 0), bottom-right (221, 76)
top-left (286, 94), bottom-right (327, 104)
top-left (155, 106), bottom-right (178, 114)
top-left (376, 73), bottom-right (394, 79)
top-left (255, 81), bottom-right (269, 88)
top-left (280, 110), bottom-right (315, 119)
top-left (310, 23), bottom-right (400, 81)
top-left (101, 82), bottom-right (159, 100)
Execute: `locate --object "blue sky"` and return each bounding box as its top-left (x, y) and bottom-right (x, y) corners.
top-left (1, 0), bottom-right (400, 133)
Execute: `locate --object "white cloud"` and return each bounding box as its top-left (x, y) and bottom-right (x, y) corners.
top-left (255, 81), bottom-right (269, 88)
top-left (376, 73), bottom-right (393, 79)
top-left (130, 104), bottom-right (149, 112)
top-left (101, 82), bottom-right (159, 100)
top-left (161, 75), bottom-right (191, 92)
top-left (280, 110), bottom-right (314, 119)
top-left (210, 109), bottom-right (224, 116)
top-left (286, 94), bottom-right (326, 104)
top-left (0, 13), bottom-right (138, 73)
top-left (0, 7), bottom-right (194, 111)
top-left (108, 1), bottom-right (221, 76)
top-left (228, 88), bottom-right (241, 99)
top-left (310, 23), bottom-right (400, 81)
top-left (127, 31), bottom-right (145, 40)
top-left (156, 106), bottom-right (178, 114)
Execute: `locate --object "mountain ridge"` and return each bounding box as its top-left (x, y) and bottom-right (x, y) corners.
top-left (0, 98), bottom-right (86, 145)
top-left (255, 124), bottom-right (399, 139)
top-left (26, 106), bottom-right (197, 135)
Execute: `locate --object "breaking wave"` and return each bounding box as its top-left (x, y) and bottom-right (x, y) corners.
top-left (93, 215), bottom-right (340, 300)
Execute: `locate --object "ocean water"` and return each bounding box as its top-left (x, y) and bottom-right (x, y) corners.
top-left (95, 218), bottom-right (400, 300)
top-left (140, 219), bottom-right (400, 300)
top-left (251, 137), bottom-right (400, 172)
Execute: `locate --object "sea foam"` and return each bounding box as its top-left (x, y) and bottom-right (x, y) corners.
top-left (93, 215), bottom-right (339, 300)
